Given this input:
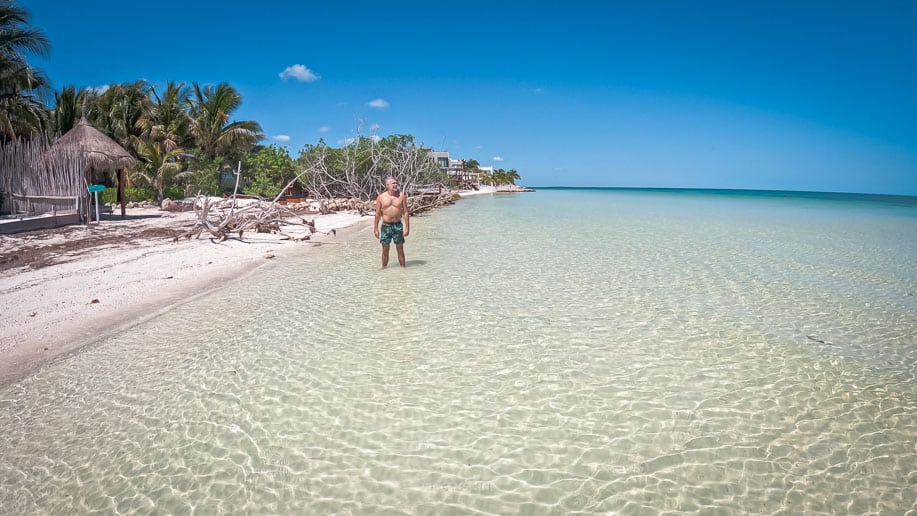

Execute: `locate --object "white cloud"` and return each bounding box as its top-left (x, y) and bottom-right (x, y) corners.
top-left (474, 145), bottom-right (483, 150)
top-left (533, 87), bottom-right (544, 94)
top-left (367, 98), bottom-right (389, 109)
top-left (317, 126), bottom-right (330, 133)
top-left (369, 123), bottom-right (381, 131)
top-left (337, 137), bottom-right (357, 145)
top-left (279, 64), bottom-right (320, 82)
top-left (90, 84), bottom-right (110, 95)
top-left (370, 135), bottom-right (381, 142)
top-left (493, 156), bottom-right (505, 162)
top-left (272, 134), bottom-right (291, 142)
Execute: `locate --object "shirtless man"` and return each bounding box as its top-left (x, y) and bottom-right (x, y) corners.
top-left (374, 176), bottom-right (410, 268)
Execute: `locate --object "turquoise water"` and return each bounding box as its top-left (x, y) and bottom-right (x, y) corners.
top-left (1, 189), bottom-right (916, 514)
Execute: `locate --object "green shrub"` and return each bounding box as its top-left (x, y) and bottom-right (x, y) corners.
top-left (100, 187), bottom-right (157, 204)
top-left (185, 154), bottom-right (223, 197)
top-left (164, 184), bottom-right (184, 200)
top-left (243, 145), bottom-right (295, 198)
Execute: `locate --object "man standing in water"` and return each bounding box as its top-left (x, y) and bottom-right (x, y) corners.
top-left (374, 176), bottom-right (410, 268)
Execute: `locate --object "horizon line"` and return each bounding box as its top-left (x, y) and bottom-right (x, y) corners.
top-left (525, 186), bottom-right (917, 199)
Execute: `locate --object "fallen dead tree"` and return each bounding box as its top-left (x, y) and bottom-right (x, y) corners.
top-left (175, 162), bottom-right (338, 242)
top-left (174, 154), bottom-right (465, 242)
top-left (173, 195), bottom-right (332, 242)
top-left (172, 188), bottom-right (462, 243)
top-left (409, 187), bottom-right (462, 215)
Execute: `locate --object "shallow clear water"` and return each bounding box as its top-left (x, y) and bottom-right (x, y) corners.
top-left (1, 189), bottom-right (916, 514)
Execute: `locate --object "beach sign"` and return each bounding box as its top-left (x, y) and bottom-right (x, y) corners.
top-left (87, 184), bottom-right (106, 222)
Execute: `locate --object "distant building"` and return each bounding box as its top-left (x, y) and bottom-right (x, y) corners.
top-left (430, 151), bottom-right (451, 171)
top-left (429, 150), bottom-right (480, 185)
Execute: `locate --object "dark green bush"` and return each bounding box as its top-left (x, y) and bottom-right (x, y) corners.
top-left (100, 187), bottom-right (157, 204)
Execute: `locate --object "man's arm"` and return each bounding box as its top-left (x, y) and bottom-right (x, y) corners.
top-left (373, 195), bottom-right (382, 238)
top-left (402, 194), bottom-right (409, 237)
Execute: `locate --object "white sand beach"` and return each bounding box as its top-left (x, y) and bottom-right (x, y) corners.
top-left (457, 185), bottom-right (496, 197)
top-left (0, 206), bottom-right (370, 386)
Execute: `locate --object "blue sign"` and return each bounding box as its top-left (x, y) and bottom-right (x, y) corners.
top-left (87, 184), bottom-right (106, 193)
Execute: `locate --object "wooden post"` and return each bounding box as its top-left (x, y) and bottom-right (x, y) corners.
top-left (118, 168), bottom-right (126, 219)
top-left (85, 166), bottom-right (92, 224)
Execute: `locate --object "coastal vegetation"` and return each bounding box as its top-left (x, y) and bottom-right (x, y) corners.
top-left (460, 159), bottom-right (522, 186)
top-left (1, 0), bottom-right (522, 211)
top-left (0, 0), bottom-right (51, 141)
top-left (296, 134), bottom-right (444, 200)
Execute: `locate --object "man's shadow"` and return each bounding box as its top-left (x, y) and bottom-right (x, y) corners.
top-left (404, 260), bottom-right (427, 267)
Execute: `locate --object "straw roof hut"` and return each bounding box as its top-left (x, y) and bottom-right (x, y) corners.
top-left (53, 116), bottom-right (137, 220)
top-left (56, 117), bottom-right (136, 170)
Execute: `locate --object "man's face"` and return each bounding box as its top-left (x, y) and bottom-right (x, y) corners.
top-left (387, 179), bottom-right (399, 193)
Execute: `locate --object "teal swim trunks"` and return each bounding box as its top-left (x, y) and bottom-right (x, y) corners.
top-left (380, 221), bottom-right (405, 245)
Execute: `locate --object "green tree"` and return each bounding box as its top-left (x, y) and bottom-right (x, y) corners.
top-left (243, 144), bottom-right (295, 198)
top-left (461, 158), bottom-right (484, 185)
top-left (88, 81), bottom-right (150, 154)
top-left (47, 84), bottom-right (84, 137)
top-left (184, 151), bottom-right (223, 197)
top-left (136, 80), bottom-right (191, 152)
top-left (188, 82), bottom-right (263, 160)
top-left (506, 168), bottom-right (521, 185)
top-left (134, 140), bottom-right (188, 204)
top-left (490, 168), bottom-right (522, 185)
top-left (0, 0), bottom-right (51, 140)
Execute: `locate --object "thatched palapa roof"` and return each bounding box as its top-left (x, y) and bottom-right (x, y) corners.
top-left (53, 116), bottom-right (136, 171)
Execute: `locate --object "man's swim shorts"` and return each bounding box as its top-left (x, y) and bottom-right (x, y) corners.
top-left (379, 221), bottom-right (405, 245)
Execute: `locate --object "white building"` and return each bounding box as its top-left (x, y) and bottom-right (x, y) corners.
top-left (429, 151), bottom-right (480, 185)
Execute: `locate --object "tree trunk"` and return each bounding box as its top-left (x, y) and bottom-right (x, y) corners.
top-left (85, 166), bottom-right (92, 224)
top-left (118, 168), bottom-right (126, 219)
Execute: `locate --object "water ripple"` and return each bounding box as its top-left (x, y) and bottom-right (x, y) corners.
top-left (1, 191), bottom-right (915, 514)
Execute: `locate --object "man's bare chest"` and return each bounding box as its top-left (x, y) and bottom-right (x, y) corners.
top-left (382, 195), bottom-right (404, 208)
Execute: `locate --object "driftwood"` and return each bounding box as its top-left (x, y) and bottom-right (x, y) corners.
top-left (175, 162), bottom-right (336, 242)
top-left (174, 189), bottom-right (462, 242)
top-left (173, 196), bottom-right (331, 242)
top-left (174, 157), bottom-right (464, 242)
top-left (409, 187), bottom-right (462, 215)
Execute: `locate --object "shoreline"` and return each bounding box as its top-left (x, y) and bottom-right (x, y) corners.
top-left (0, 207), bottom-right (373, 387)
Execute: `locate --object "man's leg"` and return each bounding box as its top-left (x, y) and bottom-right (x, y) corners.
top-left (395, 243), bottom-right (406, 267)
top-left (381, 244), bottom-right (390, 268)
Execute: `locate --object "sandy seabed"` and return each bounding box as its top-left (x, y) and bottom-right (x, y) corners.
top-left (0, 206), bottom-right (371, 386)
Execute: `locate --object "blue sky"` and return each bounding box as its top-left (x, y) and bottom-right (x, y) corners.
top-left (25, 0), bottom-right (917, 195)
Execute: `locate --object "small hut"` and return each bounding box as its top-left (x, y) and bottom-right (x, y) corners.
top-left (52, 116), bottom-right (137, 220)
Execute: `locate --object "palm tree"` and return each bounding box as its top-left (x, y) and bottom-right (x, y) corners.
top-left (0, 0), bottom-right (51, 140)
top-left (506, 168), bottom-right (521, 185)
top-left (0, 67), bottom-right (48, 139)
top-left (136, 80), bottom-right (191, 152)
top-left (462, 158), bottom-right (485, 186)
top-left (134, 140), bottom-right (188, 204)
top-left (47, 84), bottom-right (83, 137)
top-left (489, 168), bottom-right (521, 186)
top-left (94, 81), bottom-right (150, 153)
top-left (188, 82), bottom-right (263, 159)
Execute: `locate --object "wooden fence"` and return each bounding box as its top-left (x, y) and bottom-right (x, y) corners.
top-left (0, 140), bottom-right (86, 217)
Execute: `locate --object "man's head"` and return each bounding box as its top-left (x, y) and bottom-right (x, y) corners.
top-left (385, 176), bottom-right (399, 193)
